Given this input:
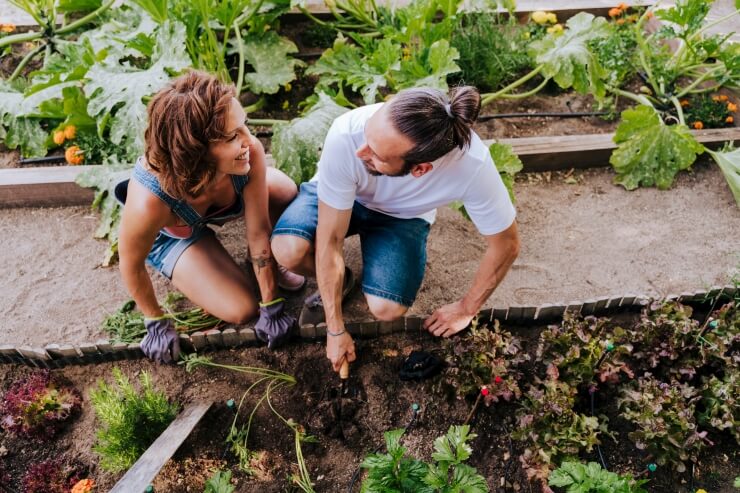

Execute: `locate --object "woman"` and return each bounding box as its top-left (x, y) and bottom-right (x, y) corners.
top-left (117, 70), bottom-right (303, 363)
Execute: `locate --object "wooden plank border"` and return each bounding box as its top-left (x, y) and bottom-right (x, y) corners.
top-left (4, 127), bottom-right (739, 208)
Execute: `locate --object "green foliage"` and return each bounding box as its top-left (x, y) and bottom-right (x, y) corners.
top-left (271, 93), bottom-right (349, 183)
top-left (75, 160), bottom-right (132, 266)
top-left (619, 374), bottom-right (710, 472)
top-left (0, 80), bottom-right (48, 157)
top-left (610, 105), bottom-right (704, 190)
top-left (237, 31), bottom-right (305, 95)
top-left (360, 425), bottom-right (489, 492)
top-left (204, 469), bottom-right (235, 493)
top-left (436, 319), bottom-right (529, 404)
top-left (529, 12), bottom-right (609, 97)
top-left (306, 0), bottom-right (462, 104)
top-left (451, 13), bottom-right (532, 92)
top-left (91, 368), bottom-right (180, 472)
top-left (588, 22), bottom-right (638, 88)
top-left (490, 142), bottom-right (523, 203)
top-left (708, 145), bottom-right (740, 208)
top-left (698, 369), bottom-right (739, 444)
top-left (682, 94), bottom-right (734, 129)
top-left (537, 314), bottom-right (634, 386)
top-left (514, 379), bottom-right (608, 483)
top-left (549, 461), bottom-right (649, 493)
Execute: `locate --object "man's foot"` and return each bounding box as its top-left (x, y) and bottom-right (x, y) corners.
top-left (298, 267), bottom-right (355, 326)
top-left (277, 264), bottom-right (306, 292)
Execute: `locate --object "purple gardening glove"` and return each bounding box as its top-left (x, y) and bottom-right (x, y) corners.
top-left (254, 298), bottom-right (296, 350)
top-left (141, 317), bottom-right (181, 364)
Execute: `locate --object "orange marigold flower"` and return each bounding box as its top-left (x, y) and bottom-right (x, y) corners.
top-left (726, 116), bottom-right (734, 124)
top-left (65, 145), bottom-right (84, 165)
top-left (616, 18), bottom-right (626, 25)
top-left (727, 102), bottom-right (737, 112)
top-left (680, 99), bottom-right (689, 107)
top-left (712, 95), bottom-right (721, 102)
top-left (719, 95), bottom-right (728, 101)
top-left (617, 2), bottom-right (629, 9)
top-left (646, 11), bottom-right (654, 19)
top-left (53, 130), bottom-right (66, 145)
top-left (71, 479), bottom-right (95, 493)
top-left (63, 125), bottom-right (76, 140)
top-left (609, 7), bottom-right (622, 17)
top-left (693, 121), bottom-right (704, 130)
top-left (0, 24), bottom-right (15, 33)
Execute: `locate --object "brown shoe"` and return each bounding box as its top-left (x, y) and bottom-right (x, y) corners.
top-left (298, 267), bottom-right (355, 326)
top-left (277, 264), bottom-right (306, 292)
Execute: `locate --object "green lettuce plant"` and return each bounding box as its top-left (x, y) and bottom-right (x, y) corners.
top-left (360, 425), bottom-right (489, 492)
top-left (698, 370), bottom-right (739, 444)
top-left (549, 461), bottom-right (648, 493)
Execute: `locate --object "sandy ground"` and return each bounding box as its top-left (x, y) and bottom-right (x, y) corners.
top-left (1, 160), bottom-right (738, 346)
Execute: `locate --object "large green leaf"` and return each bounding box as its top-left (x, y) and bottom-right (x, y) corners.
top-left (707, 147), bottom-right (740, 208)
top-left (80, 4), bottom-right (159, 60)
top-left (610, 105), bottom-right (704, 190)
top-left (84, 20), bottom-right (191, 157)
top-left (399, 39), bottom-right (460, 91)
top-left (490, 141), bottom-right (523, 203)
top-left (529, 12), bottom-right (609, 96)
top-left (271, 93), bottom-right (349, 184)
top-left (57, 0), bottom-right (102, 13)
top-left (0, 82), bottom-right (48, 157)
top-left (238, 31), bottom-right (305, 95)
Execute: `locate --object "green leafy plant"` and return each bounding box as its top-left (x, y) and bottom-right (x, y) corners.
top-left (181, 354), bottom-right (315, 492)
top-left (270, 92), bottom-right (350, 184)
top-left (204, 469), bottom-right (235, 493)
top-left (588, 17), bottom-right (638, 89)
top-left (91, 368), bottom-right (180, 472)
top-left (537, 313), bottom-right (634, 387)
top-left (450, 12), bottom-right (532, 93)
top-left (360, 425), bottom-right (489, 492)
top-left (619, 374), bottom-right (711, 472)
top-left (0, 371), bottom-right (81, 439)
top-left (698, 369), bottom-right (739, 444)
top-left (102, 293), bottom-right (222, 343)
top-left (549, 461), bottom-right (648, 493)
top-left (436, 318), bottom-right (529, 404)
top-left (682, 94), bottom-right (735, 129)
top-left (514, 379), bottom-right (608, 484)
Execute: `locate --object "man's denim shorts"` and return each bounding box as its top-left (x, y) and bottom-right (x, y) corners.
top-left (273, 181), bottom-right (430, 307)
top-left (146, 227), bottom-right (214, 280)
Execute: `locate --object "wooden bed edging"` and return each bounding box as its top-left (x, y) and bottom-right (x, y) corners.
top-left (0, 285), bottom-right (735, 368)
top-left (3, 127), bottom-right (740, 208)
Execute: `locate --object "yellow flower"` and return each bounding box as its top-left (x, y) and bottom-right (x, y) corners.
top-left (545, 12), bottom-right (558, 24)
top-left (283, 82), bottom-right (292, 92)
top-left (695, 489), bottom-right (708, 493)
top-left (282, 100), bottom-right (289, 110)
top-left (531, 11), bottom-right (549, 25)
top-left (546, 24), bottom-right (564, 34)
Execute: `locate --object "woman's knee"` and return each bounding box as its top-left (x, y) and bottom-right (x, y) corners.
top-left (366, 296), bottom-right (408, 321)
top-left (271, 235), bottom-right (312, 269)
top-left (219, 297), bottom-right (259, 325)
top-left (267, 167), bottom-right (298, 206)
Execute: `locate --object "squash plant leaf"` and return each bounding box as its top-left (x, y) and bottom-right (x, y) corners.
top-left (707, 146), bottom-right (740, 208)
top-left (490, 142), bottom-right (523, 203)
top-left (57, 0), bottom-right (102, 13)
top-left (271, 93), bottom-right (349, 184)
top-left (529, 12), bottom-right (609, 97)
top-left (0, 81), bottom-right (48, 158)
top-left (656, 0), bottom-right (711, 37)
top-left (85, 20), bottom-right (191, 157)
top-left (235, 31), bottom-right (305, 95)
top-left (610, 105), bottom-right (704, 190)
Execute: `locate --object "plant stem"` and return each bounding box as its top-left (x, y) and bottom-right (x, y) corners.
top-left (8, 42), bottom-right (45, 82)
top-left (233, 21), bottom-right (245, 95)
top-left (234, 0), bottom-right (266, 29)
top-left (610, 87), bottom-right (654, 107)
top-left (0, 30), bottom-right (42, 49)
top-left (56, 0), bottom-right (115, 35)
top-left (463, 392), bottom-right (483, 426)
top-left (497, 77), bottom-right (549, 100)
top-left (691, 8), bottom-right (740, 41)
top-left (247, 118), bottom-right (287, 126)
top-left (675, 66), bottom-right (724, 98)
top-left (481, 64), bottom-right (545, 106)
top-left (670, 96), bottom-right (685, 126)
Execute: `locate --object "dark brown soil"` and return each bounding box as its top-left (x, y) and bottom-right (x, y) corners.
top-left (1, 312), bottom-right (738, 493)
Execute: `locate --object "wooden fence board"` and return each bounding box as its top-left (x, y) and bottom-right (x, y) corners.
top-left (109, 401), bottom-right (213, 493)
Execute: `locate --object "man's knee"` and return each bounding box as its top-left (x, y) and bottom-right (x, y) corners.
top-left (271, 235), bottom-right (312, 269)
top-left (366, 296), bottom-right (408, 321)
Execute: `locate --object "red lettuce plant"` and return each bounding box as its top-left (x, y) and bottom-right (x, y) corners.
top-left (0, 371), bottom-right (82, 438)
top-left (619, 373), bottom-right (712, 472)
top-left (22, 459), bottom-right (83, 493)
top-left (698, 369), bottom-right (739, 444)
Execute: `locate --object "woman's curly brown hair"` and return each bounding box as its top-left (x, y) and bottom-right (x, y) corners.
top-left (144, 70), bottom-right (236, 199)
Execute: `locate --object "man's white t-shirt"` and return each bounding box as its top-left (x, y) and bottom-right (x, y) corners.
top-left (313, 103), bottom-right (516, 236)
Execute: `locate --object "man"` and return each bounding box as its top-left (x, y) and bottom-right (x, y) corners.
top-left (271, 86), bottom-right (520, 373)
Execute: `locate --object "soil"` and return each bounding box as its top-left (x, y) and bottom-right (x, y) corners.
top-left (0, 312), bottom-right (737, 493)
top-left (2, 161), bottom-right (739, 347)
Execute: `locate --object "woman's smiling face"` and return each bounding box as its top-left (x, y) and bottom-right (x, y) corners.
top-left (208, 97), bottom-right (253, 176)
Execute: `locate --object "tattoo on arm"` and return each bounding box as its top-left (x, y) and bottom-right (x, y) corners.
top-left (248, 252), bottom-right (274, 274)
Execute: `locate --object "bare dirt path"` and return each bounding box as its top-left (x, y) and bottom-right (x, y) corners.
top-left (1, 161), bottom-right (738, 346)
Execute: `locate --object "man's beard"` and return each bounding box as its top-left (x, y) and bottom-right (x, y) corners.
top-left (362, 160), bottom-right (412, 177)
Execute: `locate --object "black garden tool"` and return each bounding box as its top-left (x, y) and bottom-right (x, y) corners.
top-left (332, 359), bottom-right (351, 439)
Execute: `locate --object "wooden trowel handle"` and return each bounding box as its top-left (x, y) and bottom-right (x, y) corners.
top-left (340, 359), bottom-right (350, 379)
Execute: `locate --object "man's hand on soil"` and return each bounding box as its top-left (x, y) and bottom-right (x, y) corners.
top-left (424, 301), bottom-right (476, 338)
top-left (327, 331), bottom-right (356, 372)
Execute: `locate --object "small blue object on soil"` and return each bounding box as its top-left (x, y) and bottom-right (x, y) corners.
top-left (412, 403), bottom-right (420, 411)
top-left (226, 399), bottom-right (235, 409)
top-left (648, 463), bottom-right (657, 472)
